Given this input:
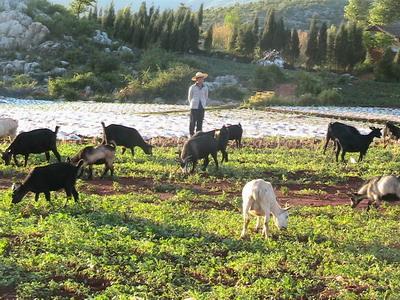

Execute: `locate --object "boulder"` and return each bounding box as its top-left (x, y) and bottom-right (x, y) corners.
top-left (118, 46), bottom-right (133, 54)
top-left (0, 10), bottom-right (49, 50)
top-left (50, 67), bottom-right (67, 76)
top-left (93, 30), bottom-right (112, 46)
top-left (0, 0), bottom-right (27, 12)
top-left (0, 59), bottom-right (41, 75)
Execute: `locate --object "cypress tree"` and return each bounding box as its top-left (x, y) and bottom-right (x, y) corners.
top-left (237, 23), bottom-right (257, 55)
top-left (229, 25), bottom-right (238, 52)
top-left (252, 15), bottom-right (259, 38)
top-left (274, 17), bottom-right (285, 51)
top-left (290, 29), bottom-right (300, 66)
top-left (334, 23), bottom-right (348, 71)
top-left (92, 3), bottom-right (98, 21)
top-left (198, 4), bottom-right (204, 27)
top-left (260, 9), bottom-right (275, 51)
top-left (317, 22), bottom-right (327, 66)
top-left (102, 2), bottom-right (116, 32)
top-left (204, 24), bottom-right (213, 51)
top-left (374, 47), bottom-right (396, 81)
top-left (394, 51), bottom-right (400, 81)
top-left (305, 17), bottom-right (319, 70)
top-left (327, 25), bottom-right (337, 69)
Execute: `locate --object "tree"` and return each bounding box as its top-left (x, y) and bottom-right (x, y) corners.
top-left (102, 2), bottom-right (116, 32)
top-left (252, 15), bottom-right (259, 38)
top-left (393, 51), bottom-right (400, 81)
top-left (347, 22), bottom-right (366, 71)
top-left (259, 9), bottom-right (275, 51)
top-left (70, 0), bottom-right (95, 18)
top-left (274, 17), bottom-right (286, 51)
top-left (224, 7), bottom-right (240, 28)
top-left (369, 0), bottom-right (400, 25)
top-left (305, 17), bottom-right (319, 70)
top-left (288, 29), bottom-right (300, 66)
top-left (228, 25), bottom-right (238, 51)
top-left (204, 24), bottom-right (213, 51)
top-left (237, 23), bottom-right (257, 55)
top-left (334, 23), bottom-right (348, 71)
top-left (197, 3), bottom-right (204, 27)
top-left (374, 47), bottom-right (396, 80)
top-left (327, 25), bottom-right (337, 69)
top-left (344, 0), bottom-right (372, 26)
top-left (317, 22), bottom-right (327, 65)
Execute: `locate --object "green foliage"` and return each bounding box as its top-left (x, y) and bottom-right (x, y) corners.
top-left (317, 88), bottom-right (342, 104)
top-left (369, 0), bottom-right (400, 25)
top-left (204, 24), bottom-right (214, 51)
top-left (69, 0), bottom-right (95, 18)
top-left (305, 17), bottom-right (319, 70)
top-left (317, 22), bottom-right (328, 65)
top-left (2, 141), bottom-right (400, 298)
top-left (48, 72), bottom-right (103, 100)
top-left (102, 1), bottom-right (116, 32)
top-left (118, 64), bottom-right (195, 102)
top-left (259, 9), bottom-right (275, 51)
top-left (224, 7), bottom-right (241, 28)
top-left (228, 25), bottom-right (238, 51)
top-left (10, 74), bottom-right (38, 89)
top-left (374, 47), bottom-right (397, 81)
top-left (197, 3), bottom-right (204, 27)
top-left (236, 23), bottom-right (258, 55)
top-left (344, 0), bottom-right (372, 26)
top-left (252, 65), bottom-right (285, 90)
top-left (138, 48), bottom-right (177, 72)
top-left (212, 85), bottom-right (246, 101)
top-left (89, 52), bottom-right (121, 74)
top-left (296, 72), bottom-right (325, 96)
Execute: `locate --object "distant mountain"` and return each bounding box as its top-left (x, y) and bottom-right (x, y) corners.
top-left (49, 0), bottom-right (257, 10)
top-left (203, 0), bottom-right (348, 31)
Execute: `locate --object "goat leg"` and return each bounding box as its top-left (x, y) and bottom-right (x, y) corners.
top-left (24, 154), bottom-right (29, 167)
top-left (13, 155), bottom-right (20, 167)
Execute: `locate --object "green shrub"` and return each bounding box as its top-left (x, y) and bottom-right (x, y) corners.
top-left (212, 85), bottom-right (245, 101)
top-left (138, 48), bottom-right (177, 72)
top-left (118, 65), bottom-right (195, 103)
top-left (89, 53), bottom-right (121, 74)
top-left (317, 88), bottom-right (342, 104)
top-left (374, 47), bottom-right (396, 82)
top-left (11, 75), bottom-right (38, 89)
top-left (295, 72), bottom-right (325, 96)
top-left (48, 72), bottom-right (104, 100)
top-left (252, 65), bottom-right (285, 90)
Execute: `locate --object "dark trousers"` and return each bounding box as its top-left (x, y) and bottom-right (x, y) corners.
top-left (189, 108), bottom-right (205, 136)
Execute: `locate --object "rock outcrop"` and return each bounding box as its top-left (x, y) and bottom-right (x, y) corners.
top-left (0, 10), bottom-right (49, 50)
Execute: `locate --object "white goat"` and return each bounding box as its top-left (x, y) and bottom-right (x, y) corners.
top-left (0, 118), bottom-right (18, 141)
top-left (351, 175), bottom-right (400, 210)
top-left (241, 179), bottom-right (290, 239)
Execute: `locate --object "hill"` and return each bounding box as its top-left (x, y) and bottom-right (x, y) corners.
top-left (203, 0), bottom-right (347, 30)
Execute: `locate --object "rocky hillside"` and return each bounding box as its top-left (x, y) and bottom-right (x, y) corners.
top-left (203, 0), bottom-right (347, 30)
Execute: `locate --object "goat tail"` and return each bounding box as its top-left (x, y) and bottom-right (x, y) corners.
top-left (101, 122), bottom-right (106, 130)
top-left (238, 123), bottom-right (242, 128)
top-left (54, 126), bottom-right (60, 135)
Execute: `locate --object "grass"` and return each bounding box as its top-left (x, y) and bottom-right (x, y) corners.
top-left (1, 138), bottom-right (400, 298)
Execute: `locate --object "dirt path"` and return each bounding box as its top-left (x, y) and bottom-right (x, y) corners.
top-left (2, 175), bottom-right (395, 209)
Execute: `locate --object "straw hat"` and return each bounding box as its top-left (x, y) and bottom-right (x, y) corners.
top-left (192, 71), bottom-right (208, 81)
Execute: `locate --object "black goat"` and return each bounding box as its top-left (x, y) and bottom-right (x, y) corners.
top-left (193, 126), bottom-right (229, 163)
top-left (226, 123), bottom-right (243, 148)
top-left (101, 122), bottom-right (152, 156)
top-left (2, 126), bottom-right (61, 167)
top-left (323, 122), bottom-right (360, 154)
top-left (335, 127), bottom-right (382, 162)
top-left (383, 122), bottom-right (400, 147)
top-left (11, 160), bottom-right (84, 204)
top-left (70, 143), bottom-right (116, 179)
top-left (178, 133), bottom-right (219, 174)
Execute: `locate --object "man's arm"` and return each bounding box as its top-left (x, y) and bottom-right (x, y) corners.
top-left (188, 85), bottom-right (193, 105)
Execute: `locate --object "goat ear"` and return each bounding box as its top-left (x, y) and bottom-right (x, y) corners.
top-left (11, 183), bottom-right (20, 191)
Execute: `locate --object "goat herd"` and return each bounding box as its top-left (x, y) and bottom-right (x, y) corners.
top-left (0, 116), bottom-right (400, 239)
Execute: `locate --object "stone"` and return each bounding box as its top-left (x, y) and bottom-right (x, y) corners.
top-left (0, 0), bottom-right (27, 12)
top-left (93, 30), bottom-right (112, 46)
top-left (51, 67), bottom-right (67, 76)
top-left (0, 10), bottom-right (49, 50)
top-left (60, 61), bottom-right (69, 67)
top-left (118, 46), bottom-right (133, 54)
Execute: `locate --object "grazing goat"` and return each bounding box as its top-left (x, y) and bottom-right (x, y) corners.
top-left (101, 122), bottom-right (152, 156)
top-left (323, 122), bottom-right (360, 154)
top-left (11, 160), bottom-right (84, 204)
top-left (178, 133), bottom-right (219, 174)
top-left (351, 175), bottom-right (400, 210)
top-left (334, 127), bottom-right (382, 162)
top-left (2, 126), bottom-right (61, 167)
top-left (193, 126), bottom-right (229, 163)
top-left (0, 118), bottom-right (18, 141)
top-left (383, 122), bottom-right (400, 147)
top-left (70, 142), bottom-right (116, 179)
top-left (241, 179), bottom-right (289, 239)
top-left (226, 123), bottom-right (243, 148)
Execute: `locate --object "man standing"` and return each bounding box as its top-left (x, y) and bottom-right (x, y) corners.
top-left (188, 72), bottom-right (208, 136)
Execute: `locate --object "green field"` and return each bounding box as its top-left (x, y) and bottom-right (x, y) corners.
top-left (1, 138), bottom-right (400, 299)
